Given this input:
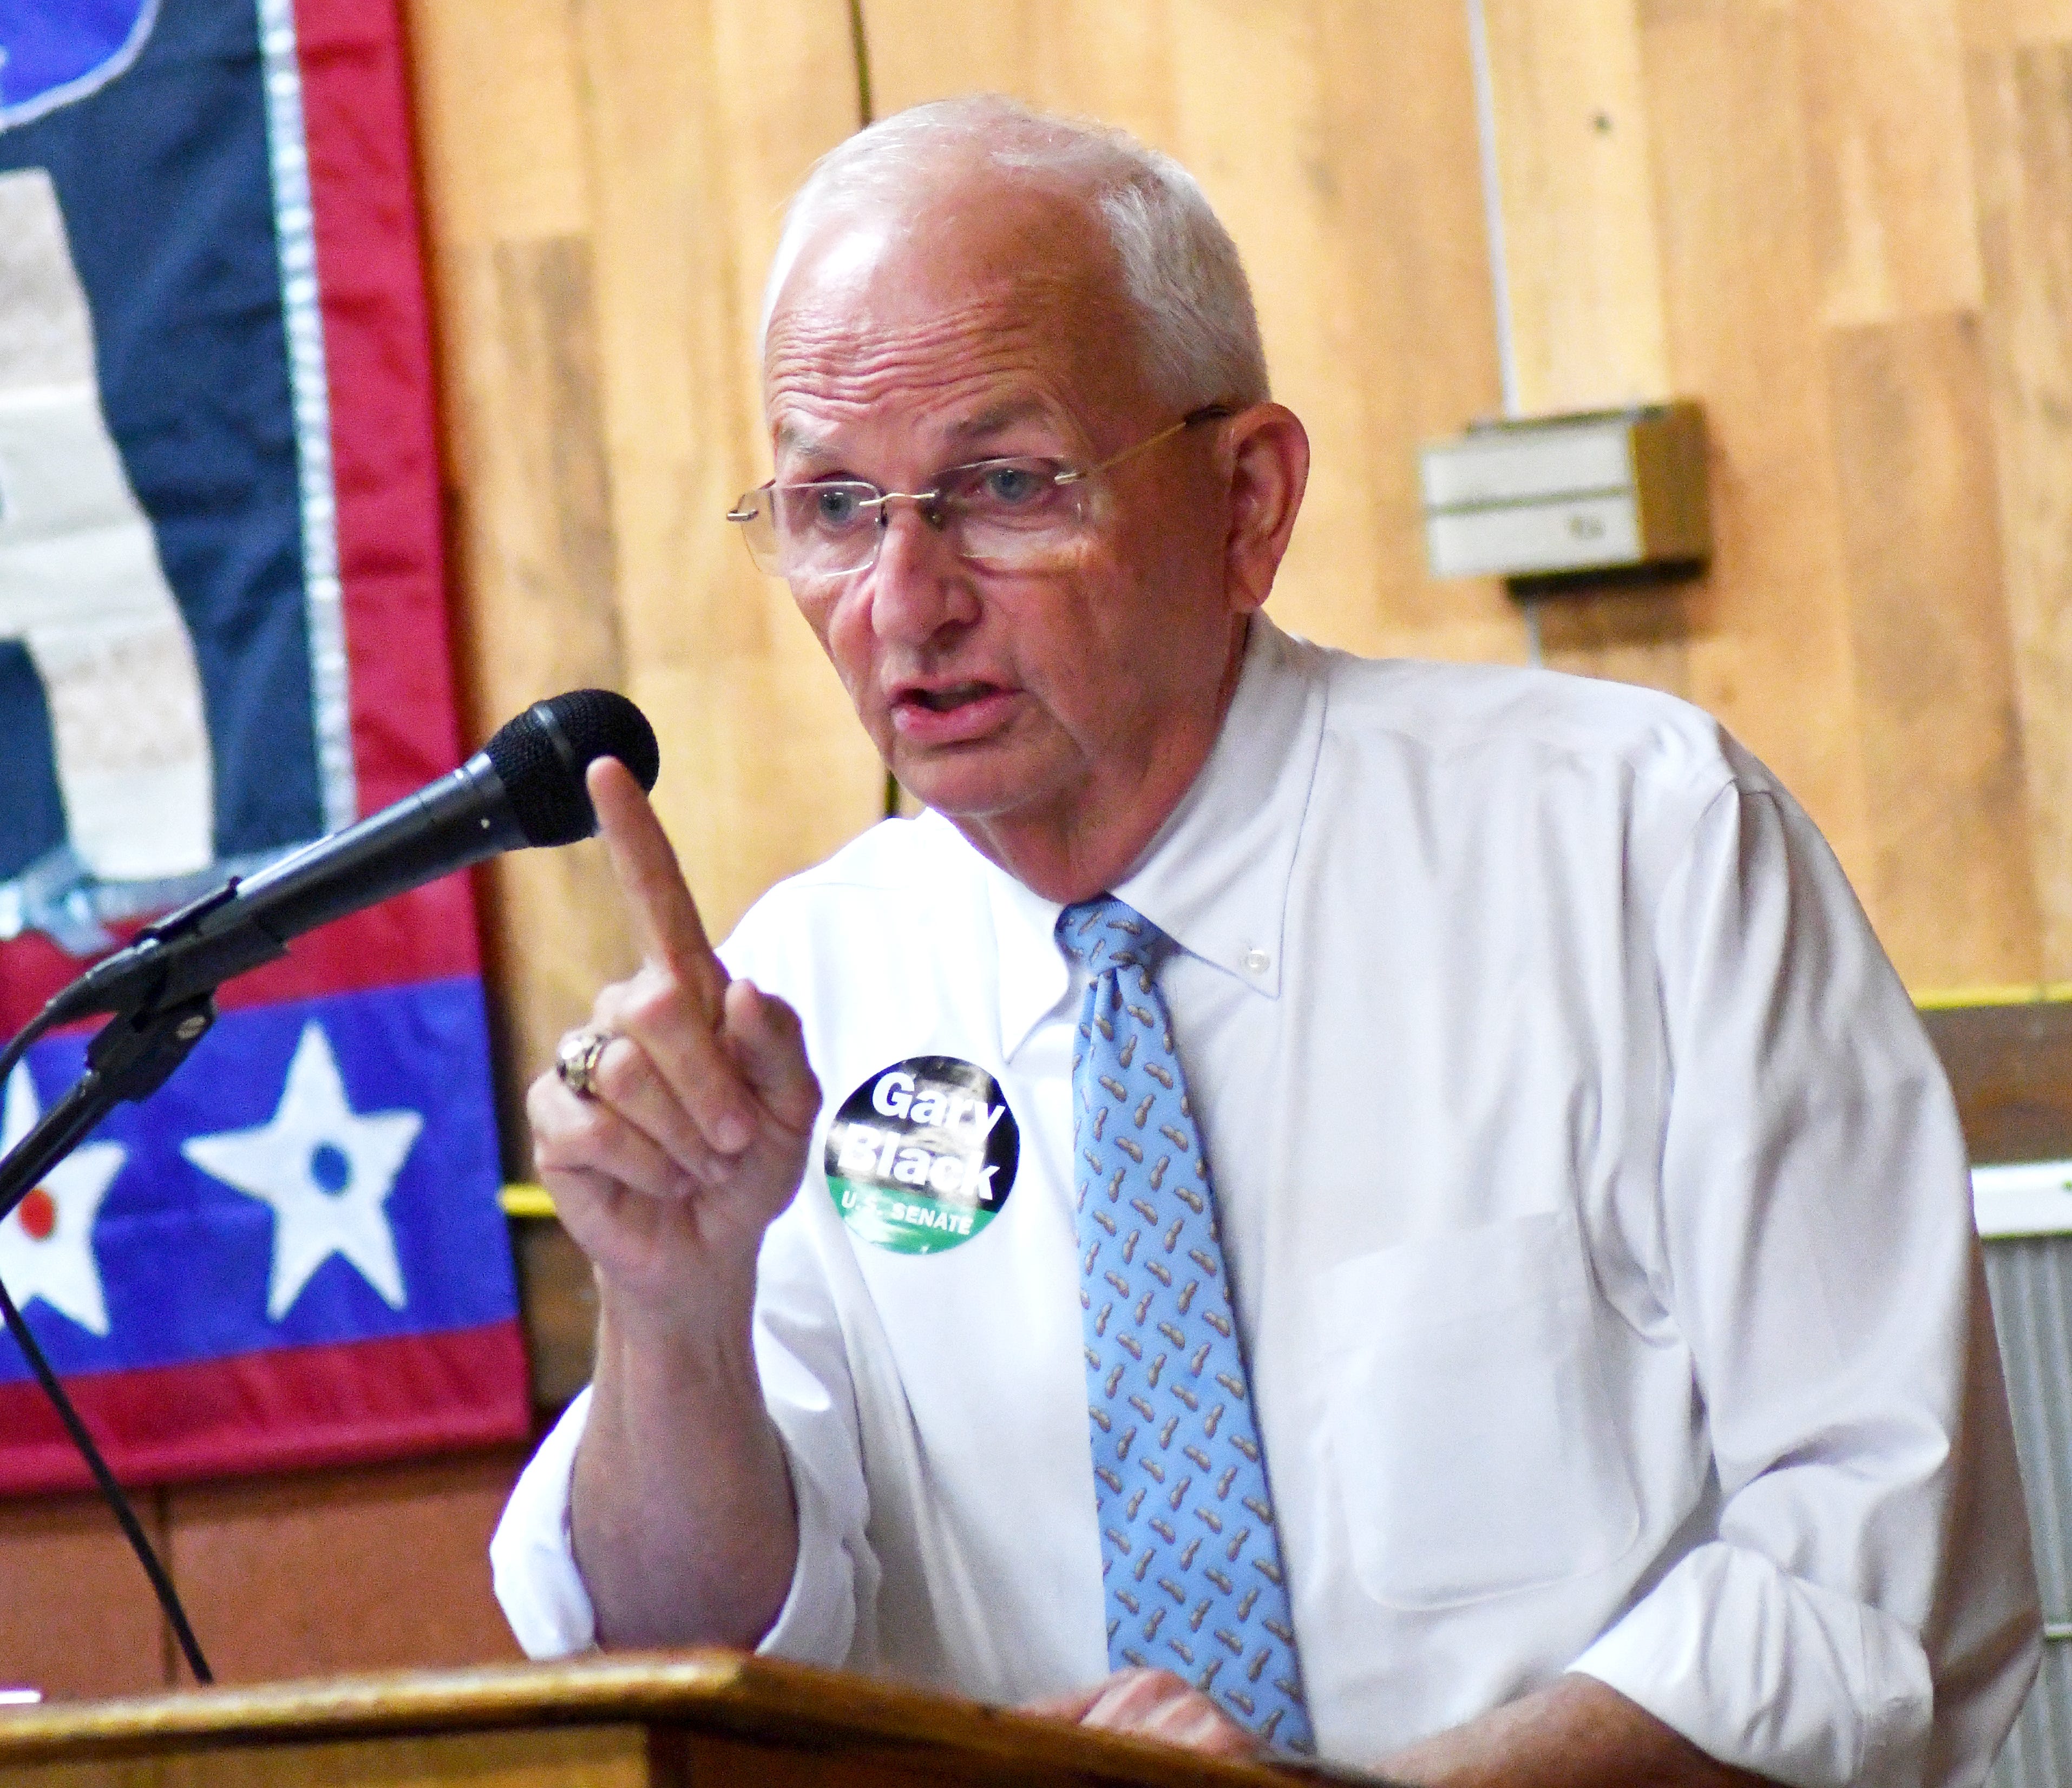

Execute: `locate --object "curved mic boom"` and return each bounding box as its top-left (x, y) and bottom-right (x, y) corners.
top-left (45, 689), bottom-right (659, 1027)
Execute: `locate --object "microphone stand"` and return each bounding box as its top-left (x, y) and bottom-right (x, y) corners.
top-left (0, 685), bottom-right (653, 1692)
top-left (0, 987), bottom-right (221, 1683)
top-left (0, 994), bottom-right (217, 1225)
top-left (0, 867), bottom-right (275, 1226)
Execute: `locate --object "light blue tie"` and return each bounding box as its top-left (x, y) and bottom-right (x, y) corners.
top-left (1059, 897), bottom-right (1313, 1754)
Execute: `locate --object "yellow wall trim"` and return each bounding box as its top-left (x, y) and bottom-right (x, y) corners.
top-left (1913, 984), bottom-right (2072, 1011)
top-left (500, 1183), bottom-right (556, 1219)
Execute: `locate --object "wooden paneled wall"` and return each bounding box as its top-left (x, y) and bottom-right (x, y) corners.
top-left (1481, 0), bottom-right (2069, 991)
top-left (397, 0), bottom-right (2072, 1101)
top-left (402, 0), bottom-right (887, 1134)
top-left (0, 1450), bottom-right (523, 1699)
top-left (861, 0), bottom-right (2072, 996)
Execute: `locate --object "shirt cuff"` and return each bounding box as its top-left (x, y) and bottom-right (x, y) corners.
top-left (1569, 1541), bottom-right (1935, 1788)
top-left (490, 1386), bottom-right (598, 1658)
top-left (752, 1431), bottom-right (858, 1668)
top-left (489, 1384), bottom-right (859, 1667)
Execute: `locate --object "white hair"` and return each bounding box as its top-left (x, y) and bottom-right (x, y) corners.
top-left (759, 95), bottom-right (1269, 411)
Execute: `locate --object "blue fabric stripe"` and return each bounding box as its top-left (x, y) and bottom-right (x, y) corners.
top-left (0, 976), bottom-right (515, 1379)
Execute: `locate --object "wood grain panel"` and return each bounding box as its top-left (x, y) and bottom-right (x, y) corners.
top-left (1479, 0), bottom-right (1671, 413)
top-left (164, 1452), bottom-right (526, 1686)
top-left (1971, 40), bottom-right (2072, 980)
top-left (1802, 0), bottom-right (1983, 327)
top-left (1171, 4), bottom-right (1378, 656)
top-left (1828, 312), bottom-right (2040, 984)
top-left (1532, 585), bottom-right (1692, 700)
top-left (567, 0), bottom-right (882, 954)
top-left (403, 0), bottom-right (634, 1133)
top-left (1634, 0), bottom-right (1872, 876)
top-left (0, 1491), bottom-right (168, 1702)
top-left (1961, 0), bottom-right (2072, 50)
top-left (157, 1727), bottom-right (650, 1788)
top-left (1479, 0), bottom-right (1687, 696)
top-left (401, 0), bottom-right (593, 245)
top-left (5, 1727), bottom-right (650, 1788)
top-left (404, 0), bottom-right (884, 1122)
top-left (1170, 0), bottom-right (1505, 661)
top-left (1301, 0), bottom-right (1517, 659)
top-left (441, 236), bottom-right (634, 1136)
top-left (513, 1214), bottom-right (597, 1417)
top-left (1922, 998), bottom-right (2072, 1161)
top-left (861, 0), bottom-right (1518, 668)
top-left (861, 1), bottom-right (1175, 129)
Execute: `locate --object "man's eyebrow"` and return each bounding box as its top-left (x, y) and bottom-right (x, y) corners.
top-left (773, 421), bottom-right (835, 459)
top-left (946, 400), bottom-right (1046, 443)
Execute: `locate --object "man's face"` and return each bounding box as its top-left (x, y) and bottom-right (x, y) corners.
top-left (762, 180), bottom-right (1250, 877)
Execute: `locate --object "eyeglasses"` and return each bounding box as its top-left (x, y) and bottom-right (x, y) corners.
top-left (726, 405), bottom-right (1232, 581)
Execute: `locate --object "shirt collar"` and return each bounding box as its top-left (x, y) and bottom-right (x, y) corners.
top-left (976, 614), bottom-right (1326, 1062)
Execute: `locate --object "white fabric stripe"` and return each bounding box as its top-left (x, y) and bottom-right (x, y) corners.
top-left (255, 0), bottom-right (356, 832)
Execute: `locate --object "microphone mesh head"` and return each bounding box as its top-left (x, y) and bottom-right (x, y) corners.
top-left (483, 689), bottom-right (661, 847)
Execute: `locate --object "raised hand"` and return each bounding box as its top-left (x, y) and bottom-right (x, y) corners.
top-left (530, 758), bottom-right (812, 1648)
top-left (527, 757), bottom-right (821, 1339)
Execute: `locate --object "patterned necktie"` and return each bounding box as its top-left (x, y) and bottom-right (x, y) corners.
top-left (1058, 896), bottom-right (1313, 1754)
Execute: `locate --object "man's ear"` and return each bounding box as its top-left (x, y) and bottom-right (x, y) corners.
top-left (1222, 403), bottom-right (1310, 615)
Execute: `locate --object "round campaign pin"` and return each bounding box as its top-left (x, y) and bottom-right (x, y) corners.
top-left (823, 1056), bottom-right (1020, 1255)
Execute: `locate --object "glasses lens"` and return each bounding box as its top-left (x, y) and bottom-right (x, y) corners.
top-left (939, 459), bottom-right (1084, 566)
top-left (729, 489), bottom-right (782, 574)
top-left (769, 482), bottom-right (882, 576)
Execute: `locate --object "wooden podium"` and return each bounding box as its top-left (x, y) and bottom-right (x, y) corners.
top-left (0, 1651), bottom-right (1365, 1786)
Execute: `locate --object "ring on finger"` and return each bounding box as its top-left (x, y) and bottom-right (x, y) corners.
top-left (555, 1028), bottom-right (618, 1100)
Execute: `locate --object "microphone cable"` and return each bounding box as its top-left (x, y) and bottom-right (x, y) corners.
top-left (0, 687), bottom-right (661, 1688)
top-left (0, 1264), bottom-right (212, 1681)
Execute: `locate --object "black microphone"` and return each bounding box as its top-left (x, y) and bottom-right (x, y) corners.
top-left (44, 689), bottom-right (659, 1027)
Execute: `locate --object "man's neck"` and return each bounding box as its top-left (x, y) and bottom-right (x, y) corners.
top-left (948, 774), bottom-right (1198, 905)
top-left (943, 615), bottom-right (1255, 905)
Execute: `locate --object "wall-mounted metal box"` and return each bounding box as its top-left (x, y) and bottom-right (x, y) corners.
top-left (1419, 401), bottom-right (1710, 581)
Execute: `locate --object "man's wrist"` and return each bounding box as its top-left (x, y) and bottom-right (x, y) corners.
top-left (595, 1281), bottom-right (762, 1395)
top-left (1380, 1676), bottom-right (1772, 1788)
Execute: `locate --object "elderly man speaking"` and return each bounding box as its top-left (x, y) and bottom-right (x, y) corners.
top-left (492, 97), bottom-right (2039, 1785)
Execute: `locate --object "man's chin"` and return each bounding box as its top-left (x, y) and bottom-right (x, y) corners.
top-left (888, 746), bottom-right (1058, 826)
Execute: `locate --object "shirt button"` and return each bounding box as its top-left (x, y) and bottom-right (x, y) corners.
top-left (1241, 949), bottom-right (1271, 975)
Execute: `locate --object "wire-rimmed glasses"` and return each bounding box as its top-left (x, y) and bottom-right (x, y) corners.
top-left (726, 405), bottom-right (1232, 581)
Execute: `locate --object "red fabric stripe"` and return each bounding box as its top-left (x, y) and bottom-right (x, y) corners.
top-left (294, 0), bottom-right (466, 818)
top-left (0, 1322), bottom-right (530, 1495)
top-left (0, 877), bottom-right (486, 1036)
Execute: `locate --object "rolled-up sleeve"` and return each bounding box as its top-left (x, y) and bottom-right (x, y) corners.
top-left (489, 1384), bottom-right (598, 1656)
top-left (489, 1212), bottom-right (878, 1667)
top-left (1571, 764), bottom-right (2041, 1788)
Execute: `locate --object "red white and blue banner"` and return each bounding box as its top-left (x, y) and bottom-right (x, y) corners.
top-left (0, 0), bottom-right (529, 1491)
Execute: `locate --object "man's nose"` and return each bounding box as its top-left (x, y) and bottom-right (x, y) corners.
top-left (868, 499), bottom-right (975, 640)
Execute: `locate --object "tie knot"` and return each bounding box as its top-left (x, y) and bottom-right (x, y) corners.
top-left (1056, 896), bottom-right (1171, 975)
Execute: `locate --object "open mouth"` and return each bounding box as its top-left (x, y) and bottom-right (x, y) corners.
top-left (900, 681), bottom-right (1000, 714)
top-left (887, 680), bottom-right (1017, 742)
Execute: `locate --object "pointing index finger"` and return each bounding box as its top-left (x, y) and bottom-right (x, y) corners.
top-left (588, 757), bottom-right (726, 1017)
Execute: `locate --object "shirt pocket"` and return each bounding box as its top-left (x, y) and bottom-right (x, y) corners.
top-left (1317, 1209), bottom-right (1641, 1609)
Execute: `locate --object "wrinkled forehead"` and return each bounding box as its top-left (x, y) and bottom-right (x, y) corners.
top-left (762, 181), bottom-right (1151, 450)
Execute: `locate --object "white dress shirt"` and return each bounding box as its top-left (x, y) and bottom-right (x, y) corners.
top-left (494, 616), bottom-right (2040, 1787)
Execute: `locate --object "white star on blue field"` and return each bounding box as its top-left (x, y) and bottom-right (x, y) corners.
top-left (182, 1022), bottom-right (422, 1322)
top-left (0, 1064), bottom-right (124, 1336)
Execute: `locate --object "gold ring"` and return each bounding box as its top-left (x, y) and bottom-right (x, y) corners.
top-left (555, 1029), bottom-right (615, 1100)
